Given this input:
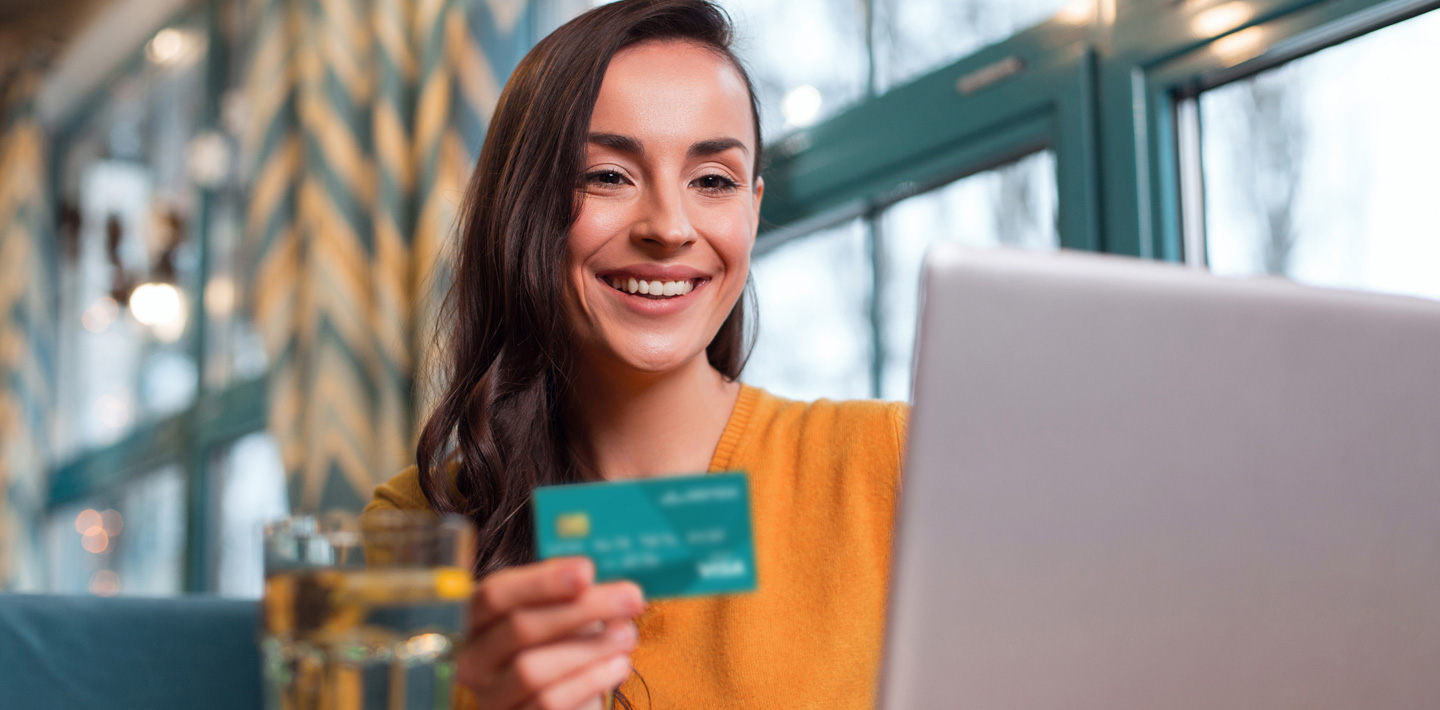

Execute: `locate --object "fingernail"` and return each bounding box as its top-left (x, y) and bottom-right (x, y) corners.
top-left (612, 622), bottom-right (637, 646)
top-left (622, 588), bottom-right (644, 615)
top-left (567, 559), bottom-right (594, 592)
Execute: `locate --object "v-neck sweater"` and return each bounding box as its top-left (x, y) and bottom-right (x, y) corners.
top-left (365, 384), bottom-right (909, 709)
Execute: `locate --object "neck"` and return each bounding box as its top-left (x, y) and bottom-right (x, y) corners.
top-left (568, 354), bottom-right (741, 480)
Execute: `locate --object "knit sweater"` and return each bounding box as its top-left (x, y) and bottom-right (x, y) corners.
top-left (364, 384), bottom-right (909, 709)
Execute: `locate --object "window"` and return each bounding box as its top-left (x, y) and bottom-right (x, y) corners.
top-left (1193, 8), bottom-right (1440, 302)
top-left (44, 465), bottom-right (185, 597)
top-left (745, 219), bottom-right (874, 400)
top-left (879, 151), bottom-right (1059, 400)
top-left (554, 0), bottom-right (871, 139)
top-left (719, 0), bottom-right (869, 138)
top-left (873, 0), bottom-right (1079, 92)
top-left (53, 26), bottom-right (208, 456)
top-left (209, 432), bottom-right (287, 597)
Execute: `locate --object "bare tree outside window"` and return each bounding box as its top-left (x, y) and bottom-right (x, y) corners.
top-left (1200, 9), bottom-right (1440, 302)
top-left (877, 151), bottom-right (1059, 400)
top-left (1204, 66), bottom-right (1310, 275)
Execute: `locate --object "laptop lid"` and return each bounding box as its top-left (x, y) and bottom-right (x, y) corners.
top-left (880, 246), bottom-right (1440, 709)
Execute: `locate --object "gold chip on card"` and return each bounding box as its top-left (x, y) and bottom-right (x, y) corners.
top-left (556, 512), bottom-right (590, 538)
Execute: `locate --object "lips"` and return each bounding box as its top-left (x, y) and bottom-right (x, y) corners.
top-left (606, 275), bottom-right (697, 297)
top-left (596, 264), bottom-right (709, 282)
top-left (596, 264), bottom-right (710, 300)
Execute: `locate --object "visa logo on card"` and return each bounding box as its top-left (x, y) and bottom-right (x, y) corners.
top-left (532, 472), bottom-right (757, 599)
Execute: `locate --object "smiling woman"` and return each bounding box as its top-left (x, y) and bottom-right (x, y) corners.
top-left (363, 2), bottom-right (908, 709)
top-left (568, 39), bottom-right (762, 379)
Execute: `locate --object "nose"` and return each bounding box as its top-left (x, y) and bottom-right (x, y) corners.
top-left (632, 182), bottom-right (698, 251)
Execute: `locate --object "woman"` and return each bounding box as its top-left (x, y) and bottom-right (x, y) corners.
top-left (365, 1), bottom-right (908, 708)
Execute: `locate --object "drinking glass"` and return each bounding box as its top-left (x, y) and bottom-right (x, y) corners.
top-left (261, 511), bottom-right (475, 710)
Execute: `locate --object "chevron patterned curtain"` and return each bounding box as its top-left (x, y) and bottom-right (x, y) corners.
top-left (0, 67), bottom-right (57, 590)
top-left (242, 0), bottom-right (535, 512)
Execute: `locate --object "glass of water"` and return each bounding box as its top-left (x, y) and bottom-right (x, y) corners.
top-left (262, 511), bottom-right (475, 710)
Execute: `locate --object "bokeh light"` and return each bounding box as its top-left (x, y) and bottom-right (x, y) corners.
top-left (101, 509), bottom-right (124, 536)
top-left (129, 282), bottom-right (184, 328)
top-left (147, 28), bottom-right (187, 65)
top-left (1191, 2), bottom-right (1255, 38)
top-left (93, 393), bottom-right (133, 431)
top-left (89, 570), bottom-right (121, 596)
top-left (75, 509), bottom-right (102, 534)
top-left (81, 528), bottom-right (110, 554)
top-left (782, 85), bottom-right (823, 128)
top-left (81, 297), bottom-right (119, 334)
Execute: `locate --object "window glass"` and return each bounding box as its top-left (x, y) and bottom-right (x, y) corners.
top-left (53, 19), bottom-right (208, 457)
top-left (204, 0), bottom-right (270, 390)
top-left (873, 0), bottom-right (1078, 92)
top-left (744, 219), bottom-right (873, 401)
top-left (718, 0), bottom-right (869, 139)
top-left (1199, 9), bottom-right (1440, 301)
top-left (43, 465), bottom-right (186, 596)
top-left (44, 502), bottom-right (104, 595)
top-left (210, 432), bottom-right (288, 597)
top-left (547, 0), bottom-right (868, 140)
top-left (878, 150), bottom-right (1059, 400)
top-left (114, 466), bottom-right (187, 596)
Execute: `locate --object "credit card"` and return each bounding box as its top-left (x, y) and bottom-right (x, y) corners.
top-left (532, 472), bottom-right (757, 599)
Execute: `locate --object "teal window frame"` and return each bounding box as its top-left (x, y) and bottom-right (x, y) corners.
top-left (758, 20), bottom-right (1101, 252)
top-left (42, 0), bottom-right (1432, 593)
top-left (1097, 0), bottom-right (1438, 261)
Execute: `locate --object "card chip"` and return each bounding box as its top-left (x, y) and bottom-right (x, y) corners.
top-left (556, 513), bottom-right (590, 538)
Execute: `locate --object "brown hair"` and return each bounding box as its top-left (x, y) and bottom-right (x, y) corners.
top-left (415, 0), bottom-right (763, 580)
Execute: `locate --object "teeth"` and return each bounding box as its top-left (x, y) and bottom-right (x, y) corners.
top-left (608, 277), bottom-right (696, 298)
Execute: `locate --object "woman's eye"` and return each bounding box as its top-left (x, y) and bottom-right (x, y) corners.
top-left (694, 174), bottom-right (739, 193)
top-left (586, 170), bottom-right (628, 187)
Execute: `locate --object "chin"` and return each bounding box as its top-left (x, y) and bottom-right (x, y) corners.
top-left (600, 335), bottom-right (710, 376)
top-left (616, 348), bottom-right (701, 375)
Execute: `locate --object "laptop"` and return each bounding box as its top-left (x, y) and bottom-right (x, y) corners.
top-left (879, 246), bottom-right (1440, 709)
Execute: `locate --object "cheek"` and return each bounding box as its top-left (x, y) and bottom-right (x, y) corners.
top-left (569, 204), bottom-right (615, 258)
top-left (693, 204), bottom-right (756, 267)
top-left (568, 201), bottom-right (631, 283)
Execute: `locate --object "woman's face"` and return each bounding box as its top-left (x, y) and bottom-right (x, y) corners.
top-left (566, 39), bottom-right (762, 378)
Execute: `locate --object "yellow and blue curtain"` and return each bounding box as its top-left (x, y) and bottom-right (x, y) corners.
top-left (0, 66), bottom-right (56, 590)
top-left (243, 0), bottom-right (535, 512)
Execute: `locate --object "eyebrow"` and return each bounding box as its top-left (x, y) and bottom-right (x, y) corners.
top-left (586, 133), bottom-right (750, 161)
top-left (588, 133), bottom-right (644, 156)
top-left (687, 138), bottom-right (749, 160)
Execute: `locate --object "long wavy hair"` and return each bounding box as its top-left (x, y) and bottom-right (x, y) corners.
top-left (415, 0), bottom-right (764, 579)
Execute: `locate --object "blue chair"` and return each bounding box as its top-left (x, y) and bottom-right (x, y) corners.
top-left (0, 594), bottom-right (263, 710)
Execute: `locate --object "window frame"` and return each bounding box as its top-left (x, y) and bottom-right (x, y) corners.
top-left (1094, 0), bottom-right (1437, 260)
top-left (757, 20), bottom-right (1102, 253)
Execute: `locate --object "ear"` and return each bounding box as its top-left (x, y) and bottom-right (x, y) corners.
top-left (751, 176), bottom-right (765, 236)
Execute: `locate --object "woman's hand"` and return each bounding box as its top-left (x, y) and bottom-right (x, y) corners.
top-left (457, 557), bottom-right (644, 710)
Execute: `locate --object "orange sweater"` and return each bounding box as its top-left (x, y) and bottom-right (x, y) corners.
top-left (365, 384), bottom-right (909, 709)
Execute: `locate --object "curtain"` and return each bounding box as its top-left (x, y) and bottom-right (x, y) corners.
top-left (242, 0), bottom-right (535, 512)
top-left (0, 66), bottom-right (57, 590)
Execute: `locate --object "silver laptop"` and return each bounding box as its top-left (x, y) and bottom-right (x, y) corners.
top-left (880, 246), bottom-right (1440, 709)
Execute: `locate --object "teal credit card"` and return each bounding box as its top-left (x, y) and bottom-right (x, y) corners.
top-left (532, 472), bottom-right (757, 599)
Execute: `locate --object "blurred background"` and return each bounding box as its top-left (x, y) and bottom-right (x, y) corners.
top-left (0, 0), bottom-right (1435, 598)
